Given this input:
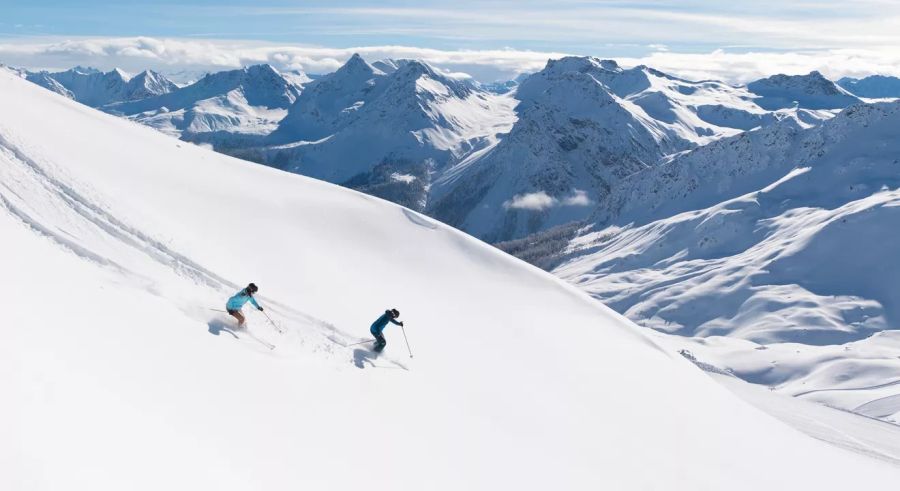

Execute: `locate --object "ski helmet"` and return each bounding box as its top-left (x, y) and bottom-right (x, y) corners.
top-left (247, 283), bottom-right (259, 294)
top-left (390, 308), bottom-right (400, 318)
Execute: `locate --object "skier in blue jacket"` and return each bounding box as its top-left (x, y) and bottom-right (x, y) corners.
top-left (226, 283), bottom-right (263, 327)
top-left (371, 308), bottom-right (403, 352)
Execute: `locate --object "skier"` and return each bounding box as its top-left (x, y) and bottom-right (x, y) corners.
top-left (226, 283), bottom-right (263, 327)
top-left (370, 308), bottom-right (403, 352)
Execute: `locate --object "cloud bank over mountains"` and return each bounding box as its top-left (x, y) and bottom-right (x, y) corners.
top-left (4, 36), bottom-right (900, 84)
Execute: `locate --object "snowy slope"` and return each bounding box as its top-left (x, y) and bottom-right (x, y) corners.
top-left (839, 75), bottom-right (900, 99)
top-left (3, 68), bottom-right (898, 490)
top-left (105, 64), bottom-right (301, 140)
top-left (553, 100), bottom-right (900, 421)
top-left (21, 70), bottom-right (74, 99)
top-left (25, 66), bottom-right (178, 107)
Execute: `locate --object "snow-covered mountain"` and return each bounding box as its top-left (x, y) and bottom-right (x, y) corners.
top-left (245, 56), bottom-right (840, 241)
top-left (25, 66), bottom-right (178, 107)
top-left (239, 54), bottom-right (515, 210)
top-left (4, 65), bottom-right (900, 491)
top-left (427, 57), bottom-right (676, 241)
top-left (549, 100), bottom-right (900, 422)
top-left (427, 57), bottom-right (833, 241)
top-left (15, 58), bottom-right (857, 246)
top-left (746, 71), bottom-right (862, 110)
top-left (22, 70), bottom-right (74, 99)
top-left (105, 64), bottom-right (302, 140)
top-left (838, 75), bottom-right (900, 99)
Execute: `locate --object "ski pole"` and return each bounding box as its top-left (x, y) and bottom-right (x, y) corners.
top-left (261, 310), bottom-right (285, 334)
top-left (400, 325), bottom-right (413, 358)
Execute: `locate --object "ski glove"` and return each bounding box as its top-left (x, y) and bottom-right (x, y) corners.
top-left (400, 321), bottom-right (404, 326)
top-left (258, 307), bottom-right (264, 311)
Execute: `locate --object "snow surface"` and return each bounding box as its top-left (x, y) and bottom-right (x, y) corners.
top-left (3, 68), bottom-right (899, 489)
top-left (105, 64), bottom-right (301, 142)
top-left (707, 372), bottom-right (900, 465)
top-left (553, 100), bottom-right (900, 423)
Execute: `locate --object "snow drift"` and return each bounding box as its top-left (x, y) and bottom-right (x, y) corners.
top-left (1, 68), bottom-right (898, 490)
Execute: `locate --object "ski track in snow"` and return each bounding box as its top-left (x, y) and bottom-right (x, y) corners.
top-left (0, 129), bottom-right (379, 369)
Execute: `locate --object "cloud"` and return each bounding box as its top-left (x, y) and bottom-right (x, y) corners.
top-left (561, 190), bottom-right (592, 207)
top-left (504, 192), bottom-right (557, 211)
top-left (3, 36), bottom-right (900, 84)
top-left (616, 47), bottom-right (900, 83)
top-left (504, 189), bottom-right (593, 211)
top-left (0, 36), bottom-right (564, 83)
top-left (228, 3), bottom-right (900, 51)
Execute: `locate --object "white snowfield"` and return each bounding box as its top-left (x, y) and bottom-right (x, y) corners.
top-left (554, 99), bottom-right (900, 424)
top-left (2, 69), bottom-right (899, 490)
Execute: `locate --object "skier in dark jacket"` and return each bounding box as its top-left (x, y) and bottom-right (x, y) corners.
top-left (226, 283), bottom-right (263, 327)
top-left (370, 308), bottom-right (403, 352)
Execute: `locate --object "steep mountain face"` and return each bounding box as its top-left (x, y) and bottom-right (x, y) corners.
top-left (243, 55), bottom-right (515, 211)
top-left (838, 75), bottom-right (900, 98)
top-left (270, 54), bottom-right (392, 142)
top-left (551, 100), bottom-right (900, 422)
top-left (241, 56), bottom-right (840, 242)
top-left (426, 57), bottom-right (833, 242)
top-left (126, 69), bottom-right (180, 100)
top-left (428, 57), bottom-right (676, 241)
top-left (746, 71), bottom-right (861, 110)
top-left (106, 64), bottom-right (302, 140)
top-left (5, 66), bottom-right (900, 490)
top-left (25, 66), bottom-right (177, 107)
top-left (22, 71), bottom-right (74, 99)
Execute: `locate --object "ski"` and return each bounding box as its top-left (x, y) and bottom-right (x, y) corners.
top-left (243, 330), bottom-right (276, 350)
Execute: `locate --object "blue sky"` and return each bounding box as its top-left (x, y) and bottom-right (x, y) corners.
top-left (2, 1), bottom-right (900, 82)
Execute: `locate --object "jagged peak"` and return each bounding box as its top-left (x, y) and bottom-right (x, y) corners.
top-left (371, 58), bottom-right (405, 74)
top-left (392, 59), bottom-right (437, 79)
top-left (244, 63), bottom-right (281, 77)
top-left (71, 65), bottom-right (101, 75)
top-left (107, 68), bottom-right (130, 81)
top-left (599, 59), bottom-right (621, 71)
top-left (196, 64), bottom-right (289, 88)
top-left (385, 59), bottom-right (475, 99)
top-left (544, 56), bottom-right (602, 74)
top-left (337, 53), bottom-right (376, 76)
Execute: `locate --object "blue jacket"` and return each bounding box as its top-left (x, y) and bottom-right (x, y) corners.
top-left (227, 289), bottom-right (261, 311)
top-left (370, 311), bottom-right (401, 335)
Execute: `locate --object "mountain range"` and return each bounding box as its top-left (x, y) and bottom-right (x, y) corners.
top-left (11, 56), bottom-right (900, 425)
top-left (25, 66), bottom-right (179, 106)
top-left (5, 66), bottom-right (900, 488)
top-left (16, 57), bottom-right (871, 242)
top-left (537, 98), bottom-right (900, 423)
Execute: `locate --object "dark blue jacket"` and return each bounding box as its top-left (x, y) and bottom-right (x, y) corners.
top-left (370, 311), bottom-right (401, 335)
